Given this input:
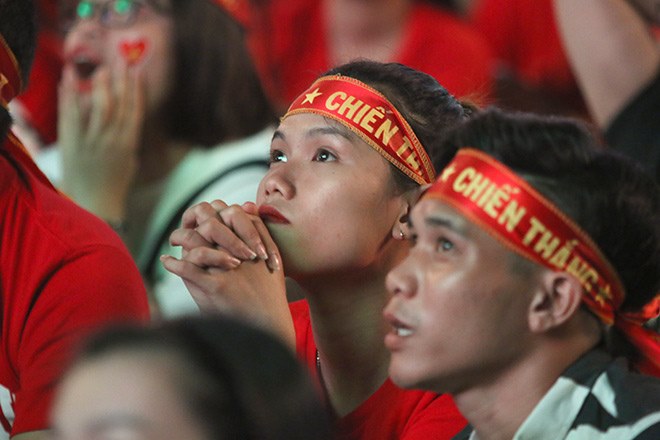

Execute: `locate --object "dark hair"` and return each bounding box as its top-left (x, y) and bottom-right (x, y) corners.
top-left (438, 107), bottom-right (660, 314)
top-left (0, 0), bottom-right (36, 138)
top-left (71, 316), bottom-right (333, 440)
top-left (161, 0), bottom-right (276, 146)
top-left (324, 60), bottom-right (471, 193)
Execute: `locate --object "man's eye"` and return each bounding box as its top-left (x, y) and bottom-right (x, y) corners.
top-left (438, 238), bottom-right (454, 252)
top-left (314, 149), bottom-right (337, 162)
top-left (269, 150), bottom-right (287, 163)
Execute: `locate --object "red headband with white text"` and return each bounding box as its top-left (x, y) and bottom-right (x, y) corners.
top-left (0, 34), bottom-right (22, 109)
top-left (284, 75), bottom-right (436, 185)
top-left (424, 148), bottom-right (659, 375)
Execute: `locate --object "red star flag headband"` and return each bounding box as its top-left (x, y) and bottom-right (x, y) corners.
top-left (0, 33), bottom-right (22, 110)
top-left (425, 148), bottom-right (660, 376)
top-left (284, 75), bottom-right (436, 185)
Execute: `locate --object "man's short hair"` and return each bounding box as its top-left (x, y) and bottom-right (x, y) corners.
top-left (437, 107), bottom-right (660, 314)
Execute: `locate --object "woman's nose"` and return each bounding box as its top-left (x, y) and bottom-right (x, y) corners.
top-left (66, 19), bottom-right (103, 43)
top-left (261, 167), bottom-right (295, 200)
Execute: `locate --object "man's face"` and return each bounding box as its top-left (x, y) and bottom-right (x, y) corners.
top-left (383, 197), bottom-right (542, 394)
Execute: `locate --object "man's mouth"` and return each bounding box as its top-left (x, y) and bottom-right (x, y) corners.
top-left (394, 326), bottom-right (414, 337)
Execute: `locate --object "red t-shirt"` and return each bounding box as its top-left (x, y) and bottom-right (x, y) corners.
top-left (0, 133), bottom-right (150, 436)
top-left (290, 300), bottom-right (467, 439)
top-left (470, 0), bottom-right (577, 93)
top-left (14, 30), bottom-right (62, 145)
top-left (250, 0), bottom-right (495, 110)
top-left (14, 0), bottom-right (63, 146)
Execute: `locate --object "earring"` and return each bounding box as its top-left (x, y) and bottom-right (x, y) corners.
top-left (399, 229), bottom-right (405, 239)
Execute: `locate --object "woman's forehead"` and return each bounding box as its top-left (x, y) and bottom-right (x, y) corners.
top-left (274, 113), bottom-right (363, 149)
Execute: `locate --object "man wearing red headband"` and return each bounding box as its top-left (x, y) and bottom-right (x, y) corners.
top-left (384, 108), bottom-right (660, 439)
top-left (0, 2), bottom-right (150, 439)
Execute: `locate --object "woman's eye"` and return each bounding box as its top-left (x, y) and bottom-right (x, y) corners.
top-left (314, 149), bottom-right (337, 162)
top-left (269, 150), bottom-right (287, 164)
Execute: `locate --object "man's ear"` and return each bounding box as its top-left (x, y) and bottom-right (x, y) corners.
top-left (528, 271), bottom-right (583, 333)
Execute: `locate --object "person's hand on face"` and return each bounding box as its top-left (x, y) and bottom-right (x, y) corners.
top-left (58, 60), bottom-right (145, 223)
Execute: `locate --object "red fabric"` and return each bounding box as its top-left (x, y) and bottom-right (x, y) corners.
top-left (285, 76), bottom-right (435, 185)
top-left (0, 133), bottom-right (150, 436)
top-left (290, 300), bottom-right (467, 440)
top-left (14, 30), bottom-right (63, 145)
top-left (250, 0), bottom-right (495, 110)
top-left (470, 0), bottom-right (577, 93)
top-left (428, 149), bottom-right (624, 324)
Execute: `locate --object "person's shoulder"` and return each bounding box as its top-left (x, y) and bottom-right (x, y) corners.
top-left (565, 356), bottom-right (660, 438)
top-left (37, 188), bottom-right (128, 253)
top-left (0, 154), bottom-right (124, 250)
top-left (603, 360), bottom-right (660, 412)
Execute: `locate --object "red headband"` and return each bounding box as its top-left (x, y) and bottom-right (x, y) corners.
top-left (284, 75), bottom-right (436, 185)
top-left (0, 34), bottom-right (22, 109)
top-left (425, 148), bottom-right (659, 376)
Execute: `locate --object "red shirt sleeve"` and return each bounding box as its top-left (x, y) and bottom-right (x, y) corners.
top-left (11, 245), bottom-right (149, 435)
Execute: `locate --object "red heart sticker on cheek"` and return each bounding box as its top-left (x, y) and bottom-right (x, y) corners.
top-left (119, 39), bottom-right (149, 66)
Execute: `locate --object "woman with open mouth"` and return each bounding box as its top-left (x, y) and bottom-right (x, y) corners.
top-left (56, 0), bottom-right (276, 317)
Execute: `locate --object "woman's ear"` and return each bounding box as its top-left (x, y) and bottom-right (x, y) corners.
top-left (528, 271), bottom-right (584, 333)
top-left (391, 201), bottom-right (411, 240)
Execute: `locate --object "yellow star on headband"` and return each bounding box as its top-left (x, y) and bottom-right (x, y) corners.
top-left (440, 165), bottom-right (456, 182)
top-left (302, 87), bottom-right (322, 104)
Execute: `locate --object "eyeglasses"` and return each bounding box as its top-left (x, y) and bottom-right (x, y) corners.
top-left (61, 0), bottom-right (169, 31)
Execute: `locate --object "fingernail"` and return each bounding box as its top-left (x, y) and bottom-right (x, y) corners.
top-left (229, 257), bottom-right (242, 268)
top-left (256, 243), bottom-right (268, 260)
top-left (246, 249), bottom-right (258, 260)
top-left (268, 252), bottom-right (282, 272)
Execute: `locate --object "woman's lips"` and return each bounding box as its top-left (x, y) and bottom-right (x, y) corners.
top-left (64, 48), bottom-right (101, 92)
top-left (258, 205), bottom-right (290, 224)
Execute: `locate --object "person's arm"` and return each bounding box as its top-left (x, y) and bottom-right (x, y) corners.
top-left (553, 0), bottom-right (660, 128)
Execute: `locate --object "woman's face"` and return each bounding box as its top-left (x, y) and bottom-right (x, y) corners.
top-left (256, 113), bottom-right (409, 278)
top-left (51, 351), bottom-right (210, 440)
top-left (62, 0), bottom-right (174, 111)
